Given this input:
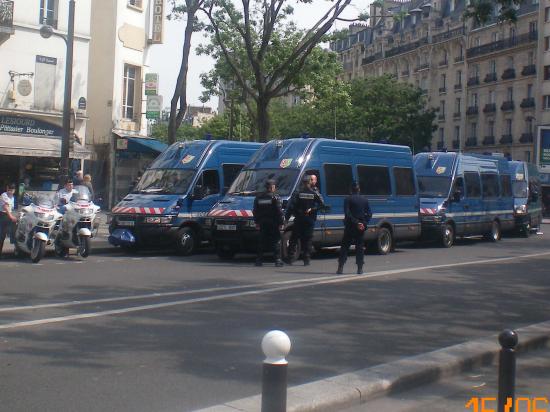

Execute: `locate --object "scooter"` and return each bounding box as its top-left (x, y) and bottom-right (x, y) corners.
top-left (14, 196), bottom-right (62, 263)
top-left (52, 185), bottom-right (100, 258)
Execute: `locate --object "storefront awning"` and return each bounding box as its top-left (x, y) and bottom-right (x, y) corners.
top-left (125, 136), bottom-right (167, 153)
top-left (0, 134), bottom-right (92, 160)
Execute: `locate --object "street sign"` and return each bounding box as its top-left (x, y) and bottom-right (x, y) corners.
top-left (144, 73), bottom-right (159, 96)
top-left (146, 95), bottom-right (162, 119)
top-left (78, 97), bottom-right (87, 110)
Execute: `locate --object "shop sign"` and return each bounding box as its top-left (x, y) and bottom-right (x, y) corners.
top-left (151, 0), bottom-right (164, 44)
top-left (17, 79), bottom-right (32, 96)
top-left (117, 138), bottom-right (128, 150)
top-left (36, 55), bottom-right (57, 65)
top-left (144, 73), bottom-right (159, 96)
top-left (540, 129), bottom-right (550, 167)
top-left (146, 95), bottom-right (162, 119)
top-left (0, 115), bottom-right (62, 137)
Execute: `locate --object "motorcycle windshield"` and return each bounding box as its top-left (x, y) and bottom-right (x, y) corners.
top-left (35, 194), bottom-right (55, 209)
top-left (72, 185), bottom-right (92, 202)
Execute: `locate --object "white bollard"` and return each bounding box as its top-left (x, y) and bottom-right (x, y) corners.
top-left (261, 330), bottom-right (291, 412)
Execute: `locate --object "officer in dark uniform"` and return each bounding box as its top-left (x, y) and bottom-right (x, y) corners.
top-left (285, 175), bottom-right (324, 266)
top-left (337, 181), bottom-right (372, 275)
top-left (253, 179), bottom-right (284, 267)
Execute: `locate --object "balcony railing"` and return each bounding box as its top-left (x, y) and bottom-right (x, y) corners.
top-left (520, 133), bottom-right (534, 143)
top-left (0, 1), bottom-right (14, 34)
top-left (466, 137), bottom-right (478, 147)
top-left (455, 55), bottom-right (464, 63)
top-left (439, 60), bottom-right (448, 67)
top-left (432, 27), bottom-right (465, 44)
top-left (385, 37), bottom-right (429, 58)
top-left (500, 134), bottom-right (513, 145)
top-left (453, 112), bottom-right (461, 119)
top-left (454, 83), bottom-right (463, 91)
top-left (484, 73), bottom-right (497, 83)
top-left (483, 136), bottom-right (495, 145)
top-left (439, 87), bottom-right (447, 93)
top-left (502, 68), bottom-right (516, 80)
top-left (467, 77), bottom-right (480, 86)
top-left (438, 114), bottom-right (446, 121)
top-left (521, 65), bottom-right (536, 76)
top-left (466, 106), bottom-right (479, 116)
top-left (437, 141), bottom-right (445, 150)
top-left (401, 70), bottom-right (410, 77)
top-left (415, 63), bottom-right (430, 72)
top-left (452, 139), bottom-right (460, 149)
top-left (483, 103), bottom-right (496, 113)
top-left (501, 101), bottom-right (515, 111)
top-left (520, 97), bottom-right (535, 109)
top-left (466, 31), bottom-right (538, 59)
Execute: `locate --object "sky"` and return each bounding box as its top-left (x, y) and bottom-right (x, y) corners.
top-left (148, 0), bottom-right (367, 112)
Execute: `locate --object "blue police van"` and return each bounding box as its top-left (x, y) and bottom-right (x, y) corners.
top-left (205, 138), bottom-right (421, 260)
top-left (109, 139), bottom-right (261, 254)
top-left (509, 160), bottom-right (542, 236)
top-left (414, 152), bottom-right (515, 247)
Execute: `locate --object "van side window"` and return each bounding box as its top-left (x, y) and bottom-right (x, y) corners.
top-left (393, 167), bottom-right (416, 196)
top-left (222, 164), bottom-right (244, 189)
top-left (464, 172), bottom-right (481, 198)
top-left (453, 177), bottom-right (465, 197)
top-left (500, 175), bottom-right (512, 197)
top-left (481, 173), bottom-right (499, 198)
top-left (357, 166), bottom-right (391, 196)
top-left (199, 169), bottom-right (220, 196)
top-left (324, 164), bottom-right (353, 196)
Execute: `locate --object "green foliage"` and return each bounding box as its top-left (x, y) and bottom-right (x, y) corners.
top-left (464, 0), bottom-right (524, 25)
top-left (151, 122), bottom-right (202, 143)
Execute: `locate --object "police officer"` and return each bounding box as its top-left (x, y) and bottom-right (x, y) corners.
top-left (337, 181), bottom-right (372, 275)
top-left (253, 179), bottom-right (284, 267)
top-left (285, 174), bottom-right (324, 266)
top-left (0, 183), bottom-right (17, 258)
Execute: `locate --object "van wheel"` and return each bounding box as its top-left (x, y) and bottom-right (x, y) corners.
top-left (281, 231), bottom-right (300, 263)
top-left (216, 244), bottom-right (236, 260)
top-left (441, 224), bottom-right (455, 248)
top-left (376, 227), bottom-right (393, 255)
top-left (485, 220), bottom-right (501, 242)
top-left (176, 227), bottom-right (196, 256)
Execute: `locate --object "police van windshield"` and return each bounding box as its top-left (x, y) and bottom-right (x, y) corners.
top-left (417, 176), bottom-right (452, 197)
top-left (133, 169), bottom-right (195, 195)
top-left (229, 169), bottom-right (299, 196)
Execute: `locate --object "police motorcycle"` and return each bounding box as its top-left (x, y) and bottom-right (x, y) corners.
top-left (14, 194), bottom-right (62, 263)
top-left (52, 186), bottom-right (100, 258)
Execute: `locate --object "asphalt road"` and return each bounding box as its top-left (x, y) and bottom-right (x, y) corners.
top-left (0, 228), bottom-right (549, 412)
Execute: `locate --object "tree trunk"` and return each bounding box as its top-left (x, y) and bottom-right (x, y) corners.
top-left (256, 97), bottom-right (270, 142)
top-left (168, 8), bottom-right (196, 144)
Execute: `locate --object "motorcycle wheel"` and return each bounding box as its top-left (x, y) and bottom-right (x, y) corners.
top-left (78, 236), bottom-right (91, 258)
top-left (30, 239), bottom-right (46, 263)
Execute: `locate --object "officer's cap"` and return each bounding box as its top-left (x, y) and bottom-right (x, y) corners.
top-left (265, 179), bottom-right (276, 188)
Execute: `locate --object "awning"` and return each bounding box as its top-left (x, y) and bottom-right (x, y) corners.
top-left (0, 134), bottom-right (92, 160)
top-left (125, 136), bottom-right (167, 153)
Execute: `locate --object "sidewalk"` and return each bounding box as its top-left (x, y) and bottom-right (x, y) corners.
top-left (198, 321), bottom-right (550, 412)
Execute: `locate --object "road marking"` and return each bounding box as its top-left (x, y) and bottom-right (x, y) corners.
top-left (1, 251), bottom-right (550, 330)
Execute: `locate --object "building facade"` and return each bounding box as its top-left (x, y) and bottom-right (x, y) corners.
top-left (86, 0), bottom-right (165, 206)
top-left (331, 0), bottom-right (540, 162)
top-left (0, 0), bottom-right (91, 194)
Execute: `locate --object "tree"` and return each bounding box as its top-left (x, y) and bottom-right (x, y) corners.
top-left (464, 0), bottom-right (524, 25)
top-left (198, 0), bottom-right (362, 142)
top-left (166, 0), bottom-right (207, 144)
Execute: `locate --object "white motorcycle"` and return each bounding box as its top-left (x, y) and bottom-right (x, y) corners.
top-left (14, 195), bottom-right (62, 263)
top-left (53, 185), bottom-right (100, 258)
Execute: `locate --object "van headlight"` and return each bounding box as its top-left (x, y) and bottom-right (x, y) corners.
top-left (145, 216), bottom-right (173, 224)
top-left (515, 205), bottom-right (527, 215)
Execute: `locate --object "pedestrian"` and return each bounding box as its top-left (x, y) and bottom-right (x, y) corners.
top-left (337, 181), bottom-right (372, 275)
top-left (253, 179), bottom-right (285, 267)
top-left (0, 183), bottom-right (17, 258)
top-left (285, 174), bottom-right (324, 266)
top-left (83, 174), bottom-right (94, 200)
top-left (74, 170), bottom-right (84, 186)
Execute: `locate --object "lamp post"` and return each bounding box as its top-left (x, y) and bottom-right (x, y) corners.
top-left (40, 0), bottom-right (75, 180)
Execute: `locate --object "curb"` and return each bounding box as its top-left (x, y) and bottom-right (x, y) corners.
top-left (196, 320), bottom-right (550, 412)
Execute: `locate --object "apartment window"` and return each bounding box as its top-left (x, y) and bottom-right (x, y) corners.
top-left (39, 0), bottom-right (58, 28)
top-left (507, 56), bottom-right (514, 70)
top-left (357, 166), bottom-right (391, 196)
top-left (440, 100), bottom-right (446, 115)
top-left (488, 121), bottom-right (495, 137)
top-left (128, 0), bottom-right (143, 7)
top-left (546, 37), bottom-right (550, 51)
top-left (474, 37), bottom-right (481, 47)
top-left (471, 64), bottom-right (479, 77)
top-left (506, 119), bottom-right (513, 135)
top-left (510, 27), bottom-right (516, 40)
top-left (489, 60), bottom-right (496, 74)
top-left (545, 66), bottom-right (550, 80)
top-left (123, 64), bottom-right (139, 120)
top-left (528, 52), bottom-right (534, 66)
top-left (544, 95), bottom-right (550, 109)
top-left (439, 128), bottom-right (444, 142)
top-left (491, 32), bottom-right (499, 42)
top-left (470, 122), bottom-right (477, 137)
top-left (507, 87), bottom-right (513, 101)
top-left (529, 21), bottom-right (537, 34)
top-left (440, 73), bottom-right (446, 88)
top-left (527, 84), bottom-right (533, 99)
top-left (526, 117), bottom-right (534, 133)
top-left (533, 0), bottom-right (539, 5)
top-left (470, 92), bottom-right (478, 107)
top-left (489, 90), bottom-right (495, 104)
top-left (456, 70), bottom-right (462, 86)
top-left (455, 126), bottom-right (460, 141)
top-left (546, 7), bottom-right (550, 22)
top-left (455, 97), bottom-right (461, 113)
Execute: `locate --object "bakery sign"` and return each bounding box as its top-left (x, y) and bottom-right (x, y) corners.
top-left (0, 115), bottom-right (62, 138)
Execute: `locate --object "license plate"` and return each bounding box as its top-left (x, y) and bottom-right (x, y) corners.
top-left (217, 224), bottom-right (236, 231)
top-left (118, 220), bottom-right (135, 227)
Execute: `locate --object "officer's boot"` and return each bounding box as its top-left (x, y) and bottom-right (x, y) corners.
top-left (336, 261), bottom-right (344, 274)
top-left (357, 264), bottom-right (364, 275)
top-left (274, 240), bottom-right (284, 267)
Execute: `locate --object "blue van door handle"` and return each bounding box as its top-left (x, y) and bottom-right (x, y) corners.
top-left (463, 205), bottom-right (469, 210)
